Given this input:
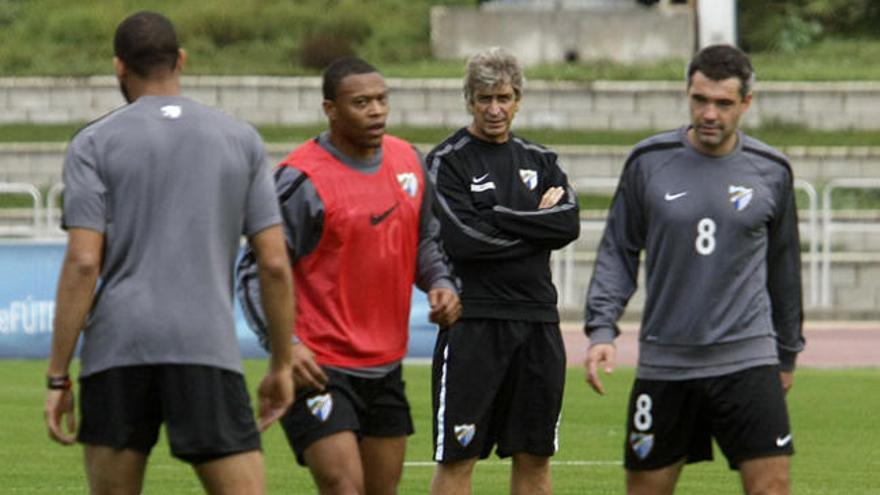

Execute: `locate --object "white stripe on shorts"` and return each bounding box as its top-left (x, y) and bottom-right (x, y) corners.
top-left (433, 344), bottom-right (449, 461)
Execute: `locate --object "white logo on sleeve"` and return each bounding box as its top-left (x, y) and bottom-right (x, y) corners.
top-left (160, 105), bottom-right (182, 119)
top-left (775, 434), bottom-right (792, 447)
top-left (664, 191), bottom-right (688, 201)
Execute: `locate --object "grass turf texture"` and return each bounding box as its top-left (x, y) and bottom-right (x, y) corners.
top-left (1, 361), bottom-right (877, 493)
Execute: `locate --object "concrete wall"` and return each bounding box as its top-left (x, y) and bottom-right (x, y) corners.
top-left (430, 4), bottom-right (693, 65)
top-left (3, 142), bottom-right (876, 190)
top-left (6, 77), bottom-right (880, 132)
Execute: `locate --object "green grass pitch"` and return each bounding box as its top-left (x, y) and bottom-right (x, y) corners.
top-left (1, 361), bottom-right (878, 494)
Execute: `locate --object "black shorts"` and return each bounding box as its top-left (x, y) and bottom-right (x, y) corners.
top-left (432, 319), bottom-right (566, 462)
top-left (78, 364), bottom-right (261, 465)
top-left (624, 365), bottom-right (794, 471)
top-left (280, 365), bottom-right (413, 465)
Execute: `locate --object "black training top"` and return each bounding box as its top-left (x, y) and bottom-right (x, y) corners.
top-left (427, 127), bottom-right (580, 322)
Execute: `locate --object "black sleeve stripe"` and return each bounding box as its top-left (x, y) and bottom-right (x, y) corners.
top-left (239, 272), bottom-right (269, 349)
top-left (743, 146), bottom-right (793, 175)
top-left (622, 141), bottom-right (684, 170)
top-left (277, 168), bottom-right (310, 205)
top-left (272, 165), bottom-right (286, 183)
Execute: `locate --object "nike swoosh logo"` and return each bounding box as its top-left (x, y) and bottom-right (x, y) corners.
top-left (776, 434), bottom-right (792, 447)
top-left (472, 173), bottom-right (489, 183)
top-left (664, 191), bottom-right (688, 201)
top-left (369, 203), bottom-right (398, 226)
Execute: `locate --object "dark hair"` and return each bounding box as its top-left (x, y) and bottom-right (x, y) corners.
top-left (686, 44), bottom-right (755, 99)
top-left (114, 11), bottom-right (180, 78)
top-left (322, 56), bottom-right (379, 101)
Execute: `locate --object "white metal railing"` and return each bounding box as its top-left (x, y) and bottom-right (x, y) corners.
top-left (820, 178), bottom-right (880, 307)
top-left (1, 176), bottom-right (872, 311)
top-left (45, 182), bottom-right (65, 236)
top-left (563, 177), bottom-right (620, 308)
top-left (795, 179), bottom-right (819, 307)
top-left (0, 182), bottom-right (42, 236)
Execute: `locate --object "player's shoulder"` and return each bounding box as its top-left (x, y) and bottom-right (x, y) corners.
top-left (190, 98), bottom-right (260, 139)
top-left (382, 133), bottom-right (415, 149)
top-left (510, 134), bottom-right (558, 159)
top-left (740, 133), bottom-right (791, 171)
top-left (68, 104), bottom-right (135, 146)
top-left (627, 128), bottom-right (686, 163)
top-left (427, 127), bottom-right (472, 160)
top-left (381, 133), bottom-right (424, 161)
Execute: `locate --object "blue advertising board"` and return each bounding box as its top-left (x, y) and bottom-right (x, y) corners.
top-left (1, 240), bottom-right (438, 359)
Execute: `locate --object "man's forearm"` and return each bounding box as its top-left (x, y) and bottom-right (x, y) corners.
top-left (258, 266), bottom-right (295, 371)
top-left (47, 259), bottom-right (99, 376)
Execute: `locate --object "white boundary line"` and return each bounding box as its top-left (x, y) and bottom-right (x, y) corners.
top-left (404, 460), bottom-right (621, 467)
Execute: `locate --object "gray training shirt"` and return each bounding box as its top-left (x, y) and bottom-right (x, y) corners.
top-left (585, 126), bottom-right (805, 380)
top-left (62, 95), bottom-right (281, 377)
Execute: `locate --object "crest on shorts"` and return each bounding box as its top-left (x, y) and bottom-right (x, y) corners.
top-left (729, 185), bottom-right (754, 211)
top-left (629, 432), bottom-right (654, 460)
top-left (519, 169), bottom-right (538, 191)
top-left (454, 424), bottom-right (476, 447)
top-left (307, 393), bottom-right (333, 422)
top-left (397, 173), bottom-right (418, 197)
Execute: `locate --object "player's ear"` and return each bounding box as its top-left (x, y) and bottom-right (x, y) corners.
top-left (175, 48), bottom-right (187, 72)
top-left (466, 98), bottom-right (475, 116)
top-left (741, 92), bottom-right (753, 111)
top-left (322, 99), bottom-right (336, 121)
top-left (113, 56), bottom-right (127, 79)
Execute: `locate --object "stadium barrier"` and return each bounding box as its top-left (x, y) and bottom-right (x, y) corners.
top-left (821, 178), bottom-right (880, 307)
top-left (0, 182), bottom-right (42, 237)
top-left (1, 176), bottom-right (878, 358)
top-left (0, 239), bottom-right (437, 359)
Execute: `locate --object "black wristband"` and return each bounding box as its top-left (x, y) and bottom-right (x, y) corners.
top-left (47, 375), bottom-right (72, 391)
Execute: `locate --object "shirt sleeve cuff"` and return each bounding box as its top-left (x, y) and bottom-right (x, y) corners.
top-left (430, 278), bottom-right (459, 294)
top-left (777, 349), bottom-right (797, 372)
top-left (585, 326), bottom-right (617, 346)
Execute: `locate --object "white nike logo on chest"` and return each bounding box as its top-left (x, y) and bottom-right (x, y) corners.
top-left (472, 173), bottom-right (489, 183)
top-left (664, 191), bottom-right (688, 201)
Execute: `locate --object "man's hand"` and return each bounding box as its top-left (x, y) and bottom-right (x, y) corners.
top-left (780, 371), bottom-right (794, 394)
top-left (538, 186), bottom-right (565, 209)
top-left (291, 342), bottom-right (328, 391)
top-left (45, 389), bottom-right (76, 445)
top-left (585, 343), bottom-right (616, 395)
top-left (428, 288), bottom-right (462, 328)
top-left (256, 364), bottom-right (294, 432)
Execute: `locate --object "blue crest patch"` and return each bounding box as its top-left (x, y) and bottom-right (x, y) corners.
top-left (454, 423), bottom-right (476, 447)
top-left (518, 169), bottom-right (538, 191)
top-left (629, 432), bottom-right (654, 460)
top-left (729, 185), bottom-right (754, 211)
top-left (306, 393), bottom-right (333, 422)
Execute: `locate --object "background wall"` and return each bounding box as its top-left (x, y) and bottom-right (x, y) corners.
top-left (4, 77), bottom-right (880, 131)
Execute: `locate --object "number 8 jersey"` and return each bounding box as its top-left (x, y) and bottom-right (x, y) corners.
top-left (585, 126), bottom-right (805, 381)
